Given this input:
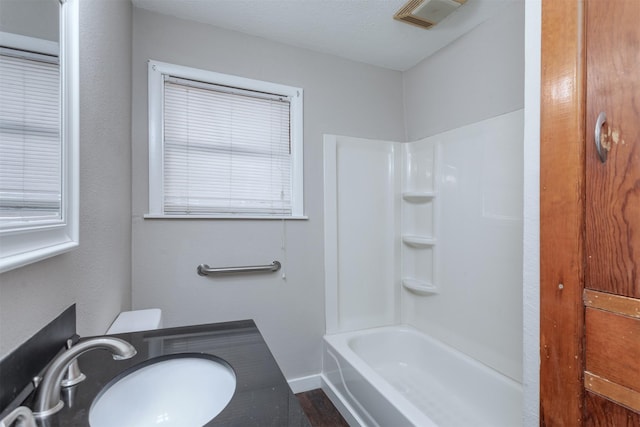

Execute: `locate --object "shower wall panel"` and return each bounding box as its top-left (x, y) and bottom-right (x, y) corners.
top-left (402, 110), bottom-right (524, 382)
top-left (324, 135), bottom-right (401, 334)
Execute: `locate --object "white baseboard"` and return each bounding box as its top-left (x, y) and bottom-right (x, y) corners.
top-left (288, 373), bottom-right (322, 394)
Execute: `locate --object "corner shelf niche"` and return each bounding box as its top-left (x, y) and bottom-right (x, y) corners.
top-left (402, 235), bottom-right (436, 248)
top-left (402, 278), bottom-right (438, 295)
top-left (401, 140), bottom-right (439, 297)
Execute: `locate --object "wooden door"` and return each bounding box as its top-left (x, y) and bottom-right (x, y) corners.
top-left (541, 0), bottom-right (640, 425)
top-left (584, 0), bottom-right (640, 423)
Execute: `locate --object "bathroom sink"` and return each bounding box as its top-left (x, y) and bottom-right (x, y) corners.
top-left (89, 354), bottom-right (236, 427)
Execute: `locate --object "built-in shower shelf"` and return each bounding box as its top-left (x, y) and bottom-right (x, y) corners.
top-left (402, 279), bottom-right (438, 295)
top-left (402, 235), bottom-right (436, 248)
top-left (402, 191), bottom-right (435, 203)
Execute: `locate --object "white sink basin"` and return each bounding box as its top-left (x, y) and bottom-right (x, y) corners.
top-left (89, 354), bottom-right (236, 427)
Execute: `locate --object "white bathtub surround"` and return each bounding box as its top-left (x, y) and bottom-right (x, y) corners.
top-left (323, 110), bottom-right (524, 425)
top-left (323, 325), bottom-right (522, 427)
top-left (323, 136), bottom-right (402, 334)
top-left (404, 111), bottom-right (524, 382)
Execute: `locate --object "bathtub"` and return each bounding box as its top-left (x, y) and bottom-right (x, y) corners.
top-left (321, 325), bottom-right (522, 427)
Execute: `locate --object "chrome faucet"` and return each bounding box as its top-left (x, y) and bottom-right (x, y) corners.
top-left (0, 406), bottom-right (37, 427)
top-left (32, 337), bottom-right (136, 419)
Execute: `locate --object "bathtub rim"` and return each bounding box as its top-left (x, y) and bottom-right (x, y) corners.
top-left (326, 323), bottom-right (523, 388)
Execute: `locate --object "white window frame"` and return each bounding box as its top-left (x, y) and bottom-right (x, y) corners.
top-left (0, 0), bottom-right (79, 273)
top-left (146, 60), bottom-right (305, 219)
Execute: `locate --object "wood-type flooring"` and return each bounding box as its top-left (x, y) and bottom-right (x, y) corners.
top-left (296, 388), bottom-right (350, 427)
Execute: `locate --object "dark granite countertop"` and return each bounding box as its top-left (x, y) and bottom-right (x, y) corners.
top-left (29, 319), bottom-right (311, 426)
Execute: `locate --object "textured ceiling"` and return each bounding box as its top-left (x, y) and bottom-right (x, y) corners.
top-left (132, 0), bottom-right (516, 71)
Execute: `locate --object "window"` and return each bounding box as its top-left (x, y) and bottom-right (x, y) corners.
top-left (147, 61), bottom-right (304, 218)
top-left (0, 0), bottom-right (79, 273)
top-left (0, 46), bottom-right (60, 227)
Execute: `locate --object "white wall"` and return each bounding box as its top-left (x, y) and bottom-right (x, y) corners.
top-left (130, 8), bottom-right (405, 380)
top-left (403, 1), bottom-right (525, 140)
top-left (0, 0), bottom-right (133, 358)
top-left (523, 1), bottom-right (541, 425)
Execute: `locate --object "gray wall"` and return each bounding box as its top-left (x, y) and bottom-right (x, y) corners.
top-left (130, 8), bottom-right (405, 380)
top-left (403, 2), bottom-right (525, 140)
top-left (0, 0), bottom-right (58, 42)
top-left (0, 0), bottom-right (132, 358)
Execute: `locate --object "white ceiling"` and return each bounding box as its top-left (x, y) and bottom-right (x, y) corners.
top-left (132, 0), bottom-right (516, 71)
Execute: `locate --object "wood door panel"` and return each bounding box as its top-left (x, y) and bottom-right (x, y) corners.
top-left (585, 307), bottom-right (640, 394)
top-left (585, 392), bottom-right (640, 426)
top-left (585, 0), bottom-right (640, 298)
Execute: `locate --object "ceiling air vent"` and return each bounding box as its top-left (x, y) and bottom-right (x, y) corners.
top-left (394, 0), bottom-right (467, 29)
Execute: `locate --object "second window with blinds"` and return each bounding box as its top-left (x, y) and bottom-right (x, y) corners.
top-left (147, 61), bottom-right (304, 218)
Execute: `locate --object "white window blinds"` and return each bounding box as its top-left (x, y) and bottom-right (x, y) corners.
top-left (163, 76), bottom-right (292, 216)
top-left (0, 47), bottom-right (61, 228)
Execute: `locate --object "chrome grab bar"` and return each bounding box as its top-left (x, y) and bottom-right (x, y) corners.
top-left (197, 261), bottom-right (281, 276)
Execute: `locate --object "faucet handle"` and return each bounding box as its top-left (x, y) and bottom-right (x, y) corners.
top-left (0, 406), bottom-right (37, 427)
top-left (60, 339), bottom-right (86, 388)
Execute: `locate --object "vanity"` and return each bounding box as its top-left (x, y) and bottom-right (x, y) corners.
top-left (2, 318), bottom-right (311, 426)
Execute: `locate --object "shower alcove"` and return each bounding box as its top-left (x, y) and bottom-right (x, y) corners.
top-left (322, 110), bottom-right (524, 426)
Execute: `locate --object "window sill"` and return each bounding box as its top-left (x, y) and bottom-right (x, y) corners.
top-left (143, 214), bottom-right (309, 220)
top-left (0, 239), bottom-right (78, 273)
